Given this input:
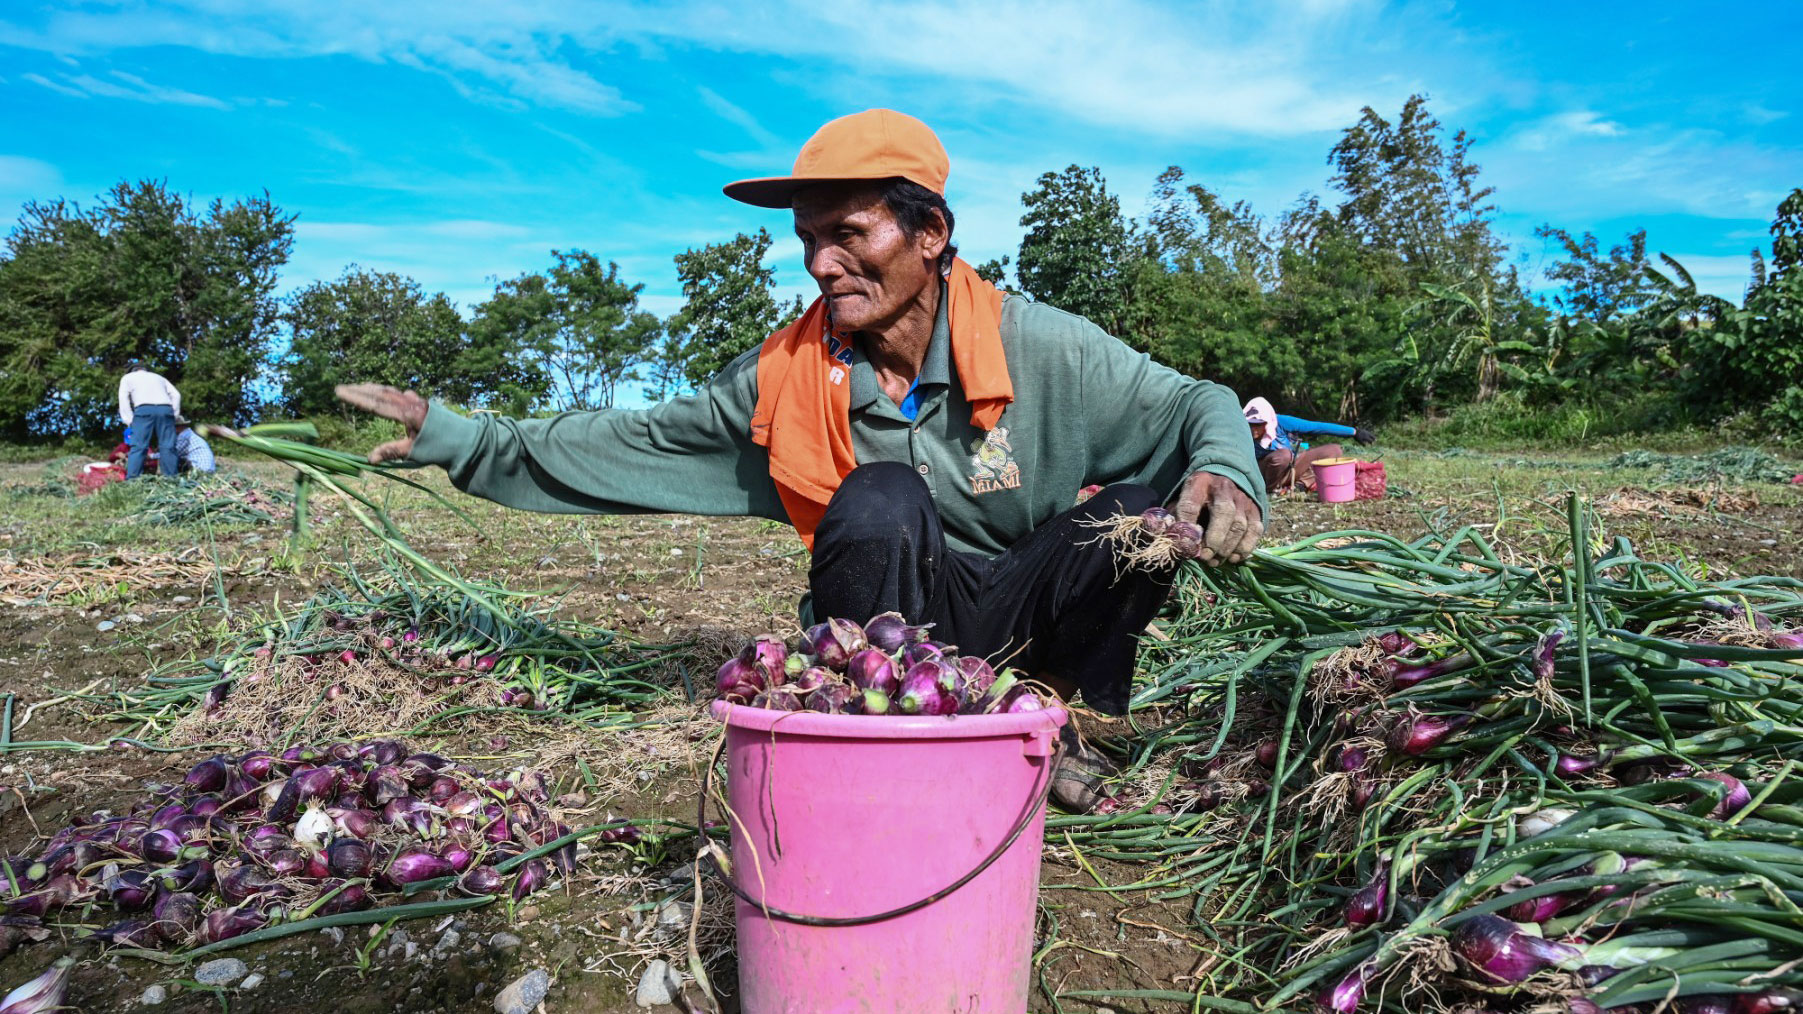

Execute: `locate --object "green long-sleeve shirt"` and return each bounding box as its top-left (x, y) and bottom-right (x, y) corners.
top-left (409, 293), bottom-right (1266, 557)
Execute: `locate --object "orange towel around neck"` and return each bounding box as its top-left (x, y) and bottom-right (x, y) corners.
top-left (750, 258), bottom-right (1012, 548)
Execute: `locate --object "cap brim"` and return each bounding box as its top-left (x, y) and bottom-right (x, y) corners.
top-left (722, 174), bottom-right (910, 209)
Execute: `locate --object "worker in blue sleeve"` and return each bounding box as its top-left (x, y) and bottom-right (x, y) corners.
top-left (1242, 397), bottom-right (1376, 493)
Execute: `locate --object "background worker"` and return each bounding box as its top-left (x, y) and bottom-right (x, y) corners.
top-left (1243, 396), bottom-right (1375, 494)
top-left (173, 418), bottom-right (216, 474)
top-left (117, 361), bottom-right (180, 479)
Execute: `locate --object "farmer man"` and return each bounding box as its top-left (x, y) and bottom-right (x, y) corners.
top-left (337, 110), bottom-right (1266, 807)
top-left (118, 360), bottom-right (181, 479)
top-left (174, 417), bottom-right (217, 474)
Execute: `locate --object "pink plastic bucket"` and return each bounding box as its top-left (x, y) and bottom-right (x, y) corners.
top-left (711, 701), bottom-right (1067, 1014)
top-left (1312, 457), bottom-right (1359, 503)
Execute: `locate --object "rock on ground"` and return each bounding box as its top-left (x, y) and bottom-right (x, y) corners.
top-left (140, 984), bottom-right (167, 1006)
top-left (635, 960), bottom-right (680, 1008)
top-left (193, 958), bottom-right (248, 986)
top-left (493, 969), bottom-right (550, 1014)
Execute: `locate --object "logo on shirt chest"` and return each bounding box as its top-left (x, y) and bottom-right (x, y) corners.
top-left (967, 426), bottom-right (1021, 495)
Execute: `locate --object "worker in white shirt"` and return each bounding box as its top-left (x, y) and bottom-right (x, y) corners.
top-left (118, 361), bottom-right (181, 479)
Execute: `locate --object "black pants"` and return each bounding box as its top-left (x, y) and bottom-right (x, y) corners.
top-left (808, 462), bottom-right (1174, 715)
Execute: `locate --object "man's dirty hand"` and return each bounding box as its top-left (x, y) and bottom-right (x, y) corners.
top-left (334, 384), bottom-right (428, 464)
top-left (1173, 471), bottom-right (1263, 567)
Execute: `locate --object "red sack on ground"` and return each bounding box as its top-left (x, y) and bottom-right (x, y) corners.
top-left (76, 463), bottom-right (125, 495)
top-left (1354, 461), bottom-right (1386, 501)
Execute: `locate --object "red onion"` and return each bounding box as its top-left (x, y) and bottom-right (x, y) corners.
top-left (1387, 713), bottom-right (1465, 756)
top-left (804, 683), bottom-right (860, 714)
top-left (1532, 630), bottom-right (1564, 677)
top-left (94, 918), bottom-right (158, 947)
top-left (715, 656), bottom-right (763, 704)
top-left (331, 808), bottom-right (379, 839)
top-left (1165, 520), bottom-right (1203, 559)
top-left (1452, 913), bottom-right (1580, 983)
top-left (511, 858), bottom-right (550, 901)
top-left (440, 845), bottom-right (477, 873)
top-left (954, 656), bottom-right (997, 698)
top-left (864, 611), bottom-right (933, 652)
top-left (138, 828), bottom-right (188, 864)
top-left (184, 756), bottom-right (229, 793)
top-left (217, 860), bottom-right (285, 902)
top-left (474, 653), bottom-right (499, 672)
top-left (104, 869), bottom-right (154, 910)
top-left (741, 635), bottom-right (789, 685)
top-left (0, 958), bottom-right (72, 1013)
top-left (1344, 876), bottom-right (1387, 927)
top-left (427, 776), bottom-right (461, 804)
top-left (1138, 506), bottom-right (1173, 536)
top-left (202, 904), bottom-right (267, 943)
top-left (1694, 771), bottom-right (1753, 818)
top-left (1254, 741), bottom-right (1280, 769)
top-left (902, 641), bottom-right (947, 667)
top-left (366, 765), bottom-right (410, 805)
top-left (151, 891), bottom-right (201, 942)
top-left (751, 690), bottom-right (804, 711)
top-left (846, 649), bottom-right (901, 696)
top-left (402, 628), bottom-right (420, 643)
top-left (1376, 630), bottom-right (1417, 655)
top-left (364, 740), bottom-right (407, 766)
top-left (898, 663), bottom-right (956, 715)
top-left (1557, 753), bottom-right (1606, 776)
top-left (150, 802), bottom-right (186, 830)
top-left (244, 825), bottom-right (291, 856)
top-left (1000, 687), bottom-right (1046, 713)
top-left (384, 847), bottom-right (453, 886)
top-left (1503, 884), bottom-right (1577, 923)
top-left (459, 866), bottom-right (505, 895)
top-left (156, 858), bottom-right (214, 894)
top-left (326, 838), bottom-right (374, 878)
top-left (315, 881), bottom-right (373, 915)
top-left (801, 618), bottom-right (867, 670)
top-left (1391, 655), bottom-right (1467, 688)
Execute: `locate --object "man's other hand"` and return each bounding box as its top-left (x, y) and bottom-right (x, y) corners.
top-left (334, 384), bottom-right (428, 464)
top-left (1354, 426), bottom-right (1377, 446)
top-left (1173, 472), bottom-right (1263, 567)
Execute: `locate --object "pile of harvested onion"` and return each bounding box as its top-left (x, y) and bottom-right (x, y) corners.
top-left (716, 613), bottom-right (1050, 715)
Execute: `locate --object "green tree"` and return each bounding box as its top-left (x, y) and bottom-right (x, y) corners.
top-left (282, 267), bottom-right (472, 416)
top-left (470, 250), bottom-right (660, 412)
top-left (0, 179), bottom-right (293, 438)
top-left (1118, 167), bottom-right (1278, 398)
top-left (1270, 213), bottom-right (1415, 420)
top-left (1674, 189), bottom-right (1803, 424)
top-left (1016, 165), bottom-right (1130, 331)
top-left (653, 228), bottom-right (803, 399)
top-left (1536, 226), bottom-right (1654, 323)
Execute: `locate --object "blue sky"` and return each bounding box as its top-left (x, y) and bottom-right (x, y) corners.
top-left (1, 0), bottom-right (1797, 339)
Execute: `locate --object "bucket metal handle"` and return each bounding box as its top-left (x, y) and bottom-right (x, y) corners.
top-left (696, 735), bottom-right (1062, 928)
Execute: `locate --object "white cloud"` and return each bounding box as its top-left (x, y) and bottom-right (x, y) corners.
top-left (24, 68), bottom-right (230, 108)
top-left (1488, 120), bottom-right (1792, 222)
top-left (1511, 110), bottom-right (1624, 151)
top-left (0, 0), bottom-right (1440, 135)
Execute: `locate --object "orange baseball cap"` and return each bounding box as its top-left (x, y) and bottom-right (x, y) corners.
top-left (723, 108), bottom-right (949, 209)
